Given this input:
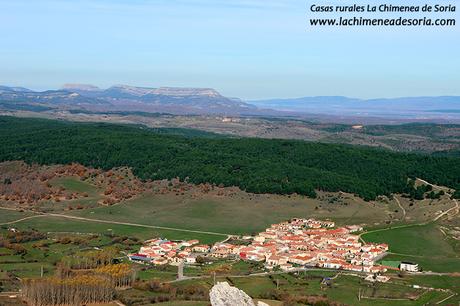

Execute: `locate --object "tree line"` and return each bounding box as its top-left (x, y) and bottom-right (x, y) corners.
top-left (22, 275), bottom-right (114, 306)
top-left (1, 116), bottom-right (459, 200)
top-left (60, 247), bottom-right (119, 270)
top-left (22, 264), bottom-right (135, 306)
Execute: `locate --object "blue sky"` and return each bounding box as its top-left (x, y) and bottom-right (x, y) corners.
top-left (0, 0), bottom-right (458, 99)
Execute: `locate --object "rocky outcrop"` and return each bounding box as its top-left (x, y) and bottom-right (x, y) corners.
top-left (210, 282), bottom-right (255, 306)
top-left (153, 87), bottom-right (221, 97)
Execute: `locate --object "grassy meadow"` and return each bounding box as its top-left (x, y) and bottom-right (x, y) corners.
top-left (362, 223), bottom-right (460, 272)
top-left (0, 209), bottom-right (34, 224)
top-left (9, 215), bottom-right (226, 244)
top-left (168, 272), bottom-right (453, 306)
top-left (68, 191), bottom-right (392, 235)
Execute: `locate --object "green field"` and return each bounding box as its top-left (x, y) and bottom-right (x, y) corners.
top-left (68, 192), bottom-right (390, 236)
top-left (137, 266), bottom-right (179, 282)
top-left (0, 209), bottom-right (34, 224)
top-left (170, 272), bottom-right (452, 306)
top-left (50, 176), bottom-right (100, 195)
top-left (0, 230), bottom-right (126, 279)
top-left (0, 187), bottom-right (398, 250)
top-left (39, 176), bottom-right (104, 211)
top-left (363, 223), bottom-right (460, 272)
top-left (10, 215), bottom-right (226, 244)
top-left (381, 254), bottom-right (460, 273)
top-left (2, 204), bottom-right (460, 305)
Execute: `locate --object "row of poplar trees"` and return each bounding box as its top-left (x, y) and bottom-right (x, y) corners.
top-left (22, 264), bottom-right (135, 305)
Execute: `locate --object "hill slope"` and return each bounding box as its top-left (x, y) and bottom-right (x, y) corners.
top-left (0, 116), bottom-right (459, 200)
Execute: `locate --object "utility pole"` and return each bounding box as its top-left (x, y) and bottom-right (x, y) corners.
top-left (40, 265), bottom-right (44, 278)
top-left (212, 272), bottom-right (216, 285)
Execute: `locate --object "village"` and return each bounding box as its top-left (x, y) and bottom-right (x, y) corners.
top-left (129, 218), bottom-right (394, 275)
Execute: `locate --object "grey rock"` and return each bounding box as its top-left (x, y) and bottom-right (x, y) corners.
top-left (210, 282), bottom-right (255, 306)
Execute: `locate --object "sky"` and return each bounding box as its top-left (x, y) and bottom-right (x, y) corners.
top-left (0, 0), bottom-right (458, 99)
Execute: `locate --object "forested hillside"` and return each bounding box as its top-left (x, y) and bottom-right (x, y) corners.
top-left (1, 116), bottom-right (459, 200)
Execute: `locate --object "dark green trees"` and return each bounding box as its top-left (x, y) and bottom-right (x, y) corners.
top-left (0, 116), bottom-right (459, 200)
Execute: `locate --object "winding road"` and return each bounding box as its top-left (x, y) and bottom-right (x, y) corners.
top-left (394, 196), bottom-right (406, 220)
top-left (359, 202), bottom-right (459, 248)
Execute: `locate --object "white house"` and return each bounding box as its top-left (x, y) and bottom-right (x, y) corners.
top-left (400, 262), bottom-right (419, 272)
top-left (192, 245), bottom-right (210, 253)
top-left (185, 255), bottom-right (198, 264)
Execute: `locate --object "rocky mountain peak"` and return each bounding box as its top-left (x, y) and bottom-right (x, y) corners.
top-left (107, 85), bottom-right (157, 96)
top-left (153, 87), bottom-right (222, 97)
top-left (62, 84), bottom-right (102, 92)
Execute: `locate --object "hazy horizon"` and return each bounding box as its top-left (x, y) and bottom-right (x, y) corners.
top-left (3, 83), bottom-right (460, 101)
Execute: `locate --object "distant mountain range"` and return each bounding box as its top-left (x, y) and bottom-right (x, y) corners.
top-left (1, 84), bottom-right (460, 121)
top-left (0, 84), bottom-right (257, 115)
top-left (62, 84), bottom-right (224, 99)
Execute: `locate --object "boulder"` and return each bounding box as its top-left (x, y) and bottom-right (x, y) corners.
top-left (210, 282), bottom-right (255, 306)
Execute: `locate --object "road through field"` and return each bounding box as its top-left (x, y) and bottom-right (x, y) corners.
top-left (2, 198), bottom-right (458, 240)
top-left (394, 196), bottom-right (406, 220)
top-left (433, 199), bottom-right (459, 222)
top-left (45, 213), bottom-right (231, 237)
top-left (0, 207), bottom-right (231, 238)
top-left (417, 178), bottom-right (451, 192)
top-left (0, 214), bottom-right (45, 225)
top-left (361, 197), bottom-right (459, 240)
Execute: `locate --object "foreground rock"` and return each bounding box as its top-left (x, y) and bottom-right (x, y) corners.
top-left (210, 282), bottom-right (268, 306)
